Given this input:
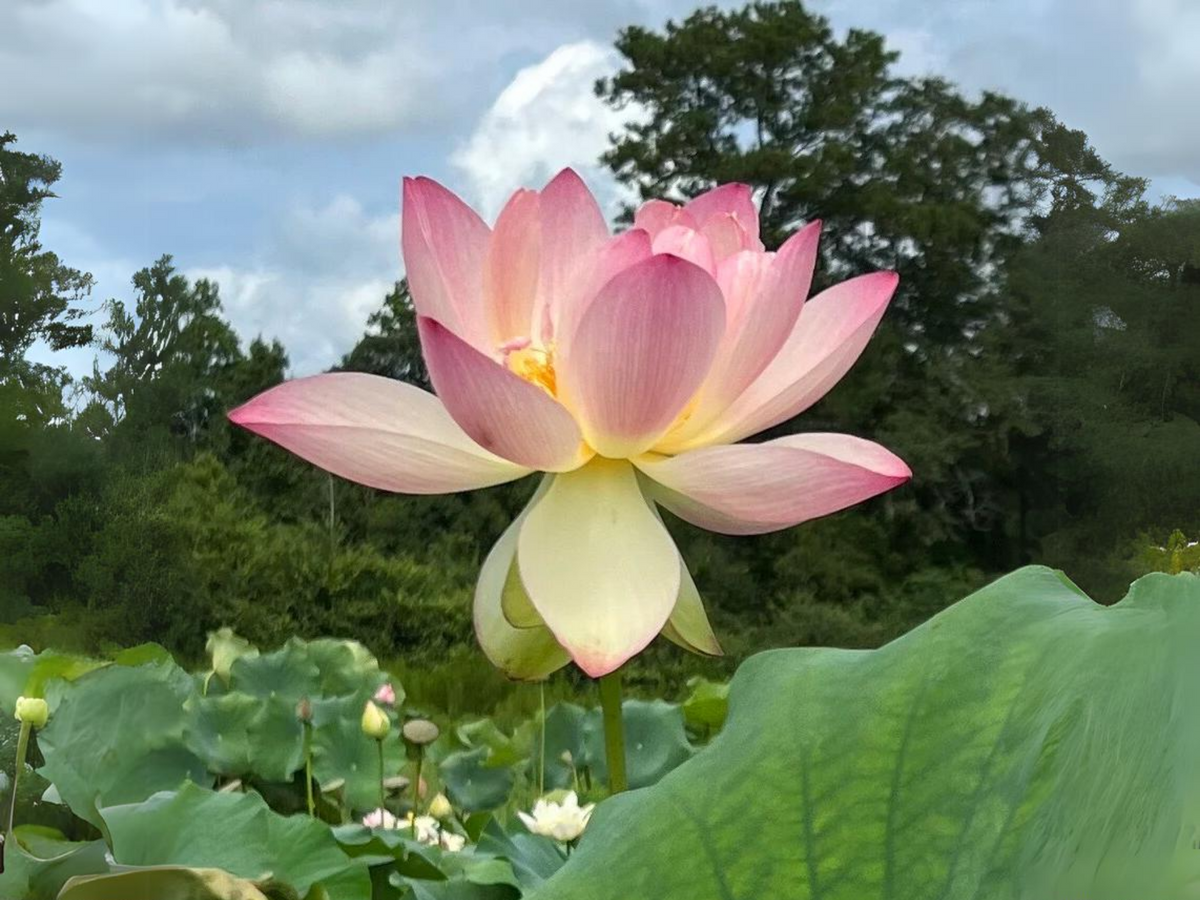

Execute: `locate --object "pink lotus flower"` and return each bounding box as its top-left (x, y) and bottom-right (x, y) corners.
top-left (229, 170), bottom-right (910, 678)
top-left (373, 682), bottom-right (397, 705)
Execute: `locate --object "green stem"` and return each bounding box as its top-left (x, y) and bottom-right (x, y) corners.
top-left (302, 721), bottom-right (315, 817)
top-left (376, 739), bottom-right (386, 815)
top-left (7, 721), bottom-right (31, 837)
top-left (598, 670), bottom-right (627, 794)
top-left (538, 680), bottom-right (547, 796)
top-left (412, 749), bottom-right (424, 838)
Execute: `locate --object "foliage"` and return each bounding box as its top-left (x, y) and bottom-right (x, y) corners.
top-left (37, 654), bottom-right (209, 827)
top-left (533, 568), bottom-right (1200, 899)
top-left (1138, 530), bottom-right (1200, 576)
top-left (339, 281), bottom-right (430, 391)
top-left (0, 633), bottom-right (704, 898)
top-left (4, 570), bottom-right (1199, 898)
top-left (0, 132), bottom-right (94, 424)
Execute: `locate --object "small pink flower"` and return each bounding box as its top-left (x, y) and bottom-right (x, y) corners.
top-left (230, 171), bottom-right (910, 679)
top-left (373, 683), bottom-right (396, 706)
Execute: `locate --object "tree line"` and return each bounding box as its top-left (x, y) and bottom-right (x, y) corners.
top-left (2, 1), bottom-right (1197, 687)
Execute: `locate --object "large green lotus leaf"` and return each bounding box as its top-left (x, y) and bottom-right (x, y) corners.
top-left (397, 879), bottom-right (517, 900)
top-left (302, 638), bottom-right (391, 700)
top-left (536, 703), bottom-right (590, 790)
top-left (475, 820), bottom-right (565, 892)
top-left (185, 692), bottom-right (305, 782)
top-left (57, 866), bottom-right (285, 900)
top-left (396, 880), bottom-right (517, 900)
top-left (581, 699), bottom-right (693, 790)
top-left (680, 676), bottom-right (729, 736)
top-left (99, 782), bottom-right (371, 900)
top-left (230, 640), bottom-right (322, 703)
top-left (388, 849), bottom-right (522, 900)
top-left (37, 658), bottom-right (209, 826)
top-left (333, 825), bottom-right (445, 879)
top-left (0, 646), bottom-right (104, 716)
top-left (456, 719), bottom-right (524, 769)
top-left (311, 695), bottom-right (408, 813)
top-left (230, 638), bottom-right (385, 705)
top-left (111, 642), bottom-right (176, 668)
top-left (0, 644), bottom-right (37, 709)
top-left (440, 747), bottom-right (515, 812)
top-left (536, 700), bottom-right (693, 792)
top-left (0, 826), bottom-right (110, 900)
top-left (531, 568), bottom-right (1200, 900)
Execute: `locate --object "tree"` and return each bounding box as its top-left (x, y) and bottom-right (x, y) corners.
top-left (0, 132), bottom-right (93, 422)
top-left (1000, 193), bottom-right (1200, 596)
top-left (82, 255), bottom-right (242, 447)
top-left (338, 280), bottom-right (429, 390)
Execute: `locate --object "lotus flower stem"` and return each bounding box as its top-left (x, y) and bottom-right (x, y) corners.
top-left (327, 474), bottom-right (336, 559)
top-left (412, 749), bottom-right (424, 838)
top-left (539, 680), bottom-right (547, 796)
top-left (302, 720), bottom-right (315, 817)
top-left (376, 739), bottom-right (386, 816)
top-left (6, 720), bottom-right (31, 837)
top-left (598, 670), bottom-right (627, 794)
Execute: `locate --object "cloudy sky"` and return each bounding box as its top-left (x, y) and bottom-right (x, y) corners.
top-left (6, 0), bottom-right (1198, 376)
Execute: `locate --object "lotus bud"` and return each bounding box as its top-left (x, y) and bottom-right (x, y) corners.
top-left (361, 701), bottom-right (390, 740)
top-left (296, 697), bottom-right (313, 723)
top-left (560, 750), bottom-right (573, 765)
top-left (402, 718), bottom-right (439, 746)
top-left (14, 696), bottom-right (48, 729)
top-left (373, 682), bottom-right (397, 705)
top-left (429, 792), bottom-right (453, 820)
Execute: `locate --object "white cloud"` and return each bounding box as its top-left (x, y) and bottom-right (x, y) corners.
top-left (885, 27), bottom-right (943, 77)
top-left (1120, 0), bottom-right (1200, 180)
top-left (0, 0), bottom-right (689, 146)
top-left (451, 40), bottom-right (644, 220)
top-left (187, 195), bottom-right (400, 375)
top-left (0, 0), bottom-right (444, 143)
top-left (821, 0), bottom-right (1200, 190)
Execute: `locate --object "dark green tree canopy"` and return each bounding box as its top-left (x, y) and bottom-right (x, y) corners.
top-left (597, 1), bottom-right (1116, 348)
top-left (338, 280), bottom-right (429, 391)
top-left (0, 132), bottom-right (94, 421)
top-left (82, 256), bottom-right (243, 442)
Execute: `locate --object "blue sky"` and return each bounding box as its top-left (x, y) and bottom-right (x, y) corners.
top-left (5, 0), bottom-right (1198, 377)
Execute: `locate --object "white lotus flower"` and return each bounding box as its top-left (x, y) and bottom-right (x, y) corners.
top-left (362, 807), bottom-right (398, 829)
top-left (518, 791), bottom-right (595, 842)
top-left (439, 831), bottom-right (466, 852)
top-left (362, 808), bottom-right (466, 851)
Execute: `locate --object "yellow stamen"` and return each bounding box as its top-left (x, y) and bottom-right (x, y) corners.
top-left (506, 345), bottom-right (557, 396)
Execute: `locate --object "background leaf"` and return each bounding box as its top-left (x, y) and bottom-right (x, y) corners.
top-left (37, 658), bottom-right (209, 826)
top-left (99, 783), bottom-right (371, 900)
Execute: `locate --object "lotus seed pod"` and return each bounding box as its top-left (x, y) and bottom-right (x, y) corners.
top-left (361, 700), bottom-right (390, 740)
top-left (14, 696), bottom-right (48, 728)
top-left (402, 718), bottom-right (439, 746)
top-left (383, 775), bottom-right (411, 792)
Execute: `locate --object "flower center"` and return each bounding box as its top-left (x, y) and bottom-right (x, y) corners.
top-left (503, 340), bottom-right (557, 396)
